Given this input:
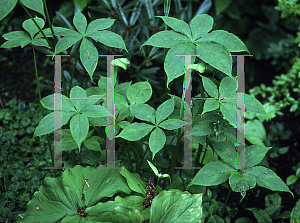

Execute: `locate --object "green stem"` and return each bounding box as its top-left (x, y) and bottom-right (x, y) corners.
top-left (193, 143), bottom-right (203, 176)
top-left (169, 129), bottom-right (184, 182)
top-left (133, 143), bottom-right (139, 173)
top-left (68, 52), bottom-right (80, 97)
top-left (125, 142), bottom-right (133, 172)
top-left (43, 0), bottom-right (58, 45)
top-left (220, 188), bottom-right (231, 218)
top-left (18, 0), bottom-right (55, 51)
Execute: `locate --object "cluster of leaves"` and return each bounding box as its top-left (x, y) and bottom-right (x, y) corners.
top-left (0, 96), bottom-right (61, 223)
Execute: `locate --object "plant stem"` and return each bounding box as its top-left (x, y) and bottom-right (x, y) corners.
top-left (220, 188), bottom-right (231, 218)
top-left (125, 141), bottom-right (133, 172)
top-left (43, 0), bottom-right (58, 45)
top-left (193, 143), bottom-right (203, 176)
top-left (68, 52), bottom-right (80, 97)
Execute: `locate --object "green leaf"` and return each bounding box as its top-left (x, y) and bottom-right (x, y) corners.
top-left (73, 9), bottom-right (87, 35)
top-left (158, 119), bottom-right (184, 130)
top-left (22, 16), bottom-right (45, 39)
top-left (246, 208), bottom-right (272, 223)
top-left (156, 99), bottom-right (174, 124)
top-left (73, 0), bottom-right (89, 11)
top-left (197, 30), bottom-right (249, 53)
top-left (126, 81), bottom-right (152, 105)
top-left (80, 38), bottom-right (98, 83)
top-left (150, 190), bottom-right (203, 222)
top-left (83, 136), bottom-right (101, 151)
top-left (129, 0), bottom-right (143, 26)
top-left (33, 111), bottom-right (74, 137)
top-left (202, 99), bottom-right (219, 116)
top-left (88, 30), bottom-right (128, 53)
top-left (286, 175), bottom-right (298, 186)
top-left (70, 86), bottom-right (87, 111)
top-left (190, 14), bottom-right (214, 41)
top-left (165, 43), bottom-right (197, 89)
top-left (54, 33), bottom-right (82, 55)
top-left (229, 171), bottom-right (256, 199)
top-left (0, 0), bottom-right (18, 21)
top-left (219, 76), bottom-right (237, 98)
top-left (190, 63), bottom-right (206, 73)
top-left (156, 16), bottom-right (192, 39)
top-left (85, 18), bottom-right (115, 35)
top-left (116, 122), bottom-right (154, 141)
top-left (130, 104), bottom-right (156, 124)
top-left (245, 94), bottom-right (267, 115)
top-left (220, 100), bottom-right (237, 128)
top-left (245, 166), bottom-right (294, 197)
top-left (244, 145), bottom-right (271, 167)
top-left (215, 0), bottom-right (232, 16)
top-left (20, 0), bottom-right (45, 19)
top-left (0, 31), bottom-right (30, 48)
top-left (200, 75), bottom-right (219, 98)
top-left (149, 127), bottom-right (166, 160)
top-left (192, 121), bottom-right (215, 136)
top-left (140, 30), bottom-right (190, 49)
top-left (81, 105), bottom-right (108, 118)
top-left (245, 120), bottom-right (266, 147)
top-left (196, 41), bottom-right (232, 76)
top-left (211, 141), bottom-right (236, 167)
top-left (187, 162), bottom-right (235, 187)
top-left (70, 114), bottom-right (89, 152)
top-left (147, 160), bottom-right (159, 176)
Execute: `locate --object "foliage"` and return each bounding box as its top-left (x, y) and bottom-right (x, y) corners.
top-left (0, 96), bottom-right (61, 223)
top-left (0, 0), bottom-right (299, 222)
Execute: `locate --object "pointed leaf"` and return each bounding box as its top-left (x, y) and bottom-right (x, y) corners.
top-left (149, 127), bottom-right (166, 160)
top-left (0, 31), bottom-right (30, 48)
top-left (73, 9), bottom-right (87, 35)
top-left (245, 166), bottom-right (294, 197)
top-left (190, 14), bottom-right (213, 41)
top-left (130, 104), bottom-right (156, 124)
top-left (245, 145), bottom-right (272, 167)
top-left (201, 99), bottom-right (219, 116)
top-left (200, 75), bottom-right (218, 98)
top-left (33, 111), bottom-right (74, 137)
top-left (187, 162), bottom-right (235, 187)
top-left (156, 16), bottom-right (192, 39)
top-left (156, 99), bottom-right (174, 124)
top-left (116, 123), bottom-right (154, 141)
top-left (158, 119), bottom-right (184, 130)
top-left (220, 100), bottom-right (237, 128)
top-left (140, 30), bottom-right (190, 49)
top-left (20, 0), bottom-right (45, 19)
top-left (196, 41), bottom-right (232, 76)
top-left (245, 93), bottom-right (267, 115)
top-left (219, 76), bottom-right (237, 98)
top-left (80, 38), bottom-right (98, 83)
top-left (54, 33), bottom-right (82, 55)
top-left (70, 86), bottom-right (87, 111)
top-left (192, 121), bottom-right (215, 136)
top-left (70, 114), bottom-right (89, 151)
top-left (85, 18), bottom-right (115, 36)
top-left (197, 30), bottom-right (249, 53)
top-left (165, 42), bottom-right (197, 89)
top-left (88, 30), bottom-right (128, 53)
top-left (81, 105), bottom-right (108, 118)
top-left (229, 171), bottom-right (256, 199)
top-left (0, 0), bottom-right (18, 21)
top-left (147, 160), bottom-right (159, 176)
top-left (129, 0), bottom-right (143, 26)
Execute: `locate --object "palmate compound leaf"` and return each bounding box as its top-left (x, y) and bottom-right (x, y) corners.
top-left (16, 165), bottom-right (144, 222)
